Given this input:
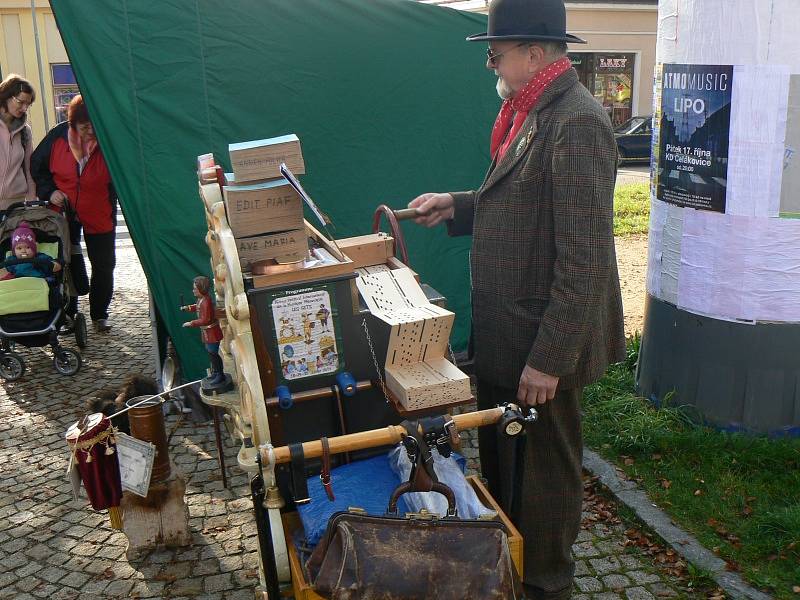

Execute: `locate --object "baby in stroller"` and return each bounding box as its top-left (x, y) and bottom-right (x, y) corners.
top-left (0, 221), bottom-right (62, 282)
top-left (0, 201), bottom-right (87, 381)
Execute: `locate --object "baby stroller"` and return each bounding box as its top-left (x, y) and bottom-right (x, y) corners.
top-left (0, 200), bottom-right (86, 380)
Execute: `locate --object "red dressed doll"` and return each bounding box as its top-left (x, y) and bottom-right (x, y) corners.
top-left (180, 276), bottom-right (231, 392)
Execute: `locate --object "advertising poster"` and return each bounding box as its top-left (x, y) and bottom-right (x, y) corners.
top-left (656, 64), bottom-right (733, 212)
top-left (270, 286), bottom-right (342, 381)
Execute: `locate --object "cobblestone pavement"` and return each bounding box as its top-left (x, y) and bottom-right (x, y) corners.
top-left (0, 247), bottom-right (705, 599)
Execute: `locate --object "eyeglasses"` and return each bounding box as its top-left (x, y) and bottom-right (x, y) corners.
top-left (486, 43), bottom-right (528, 67)
top-left (11, 96), bottom-right (32, 109)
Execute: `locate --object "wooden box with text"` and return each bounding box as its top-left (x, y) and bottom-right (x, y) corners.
top-left (228, 134), bottom-right (305, 183)
top-left (236, 229), bottom-right (306, 270)
top-left (223, 178), bottom-right (304, 238)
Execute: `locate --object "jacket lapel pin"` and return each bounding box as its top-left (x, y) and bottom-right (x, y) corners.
top-left (515, 136), bottom-right (527, 158)
top-left (515, 128), bottom-right (535, 157)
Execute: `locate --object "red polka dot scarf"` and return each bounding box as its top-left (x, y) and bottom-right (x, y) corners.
top-left (490, 56), bottom-right (573, 161)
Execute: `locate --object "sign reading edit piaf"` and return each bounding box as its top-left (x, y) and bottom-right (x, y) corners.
top-left (655, 64), bottom-right (733, 213)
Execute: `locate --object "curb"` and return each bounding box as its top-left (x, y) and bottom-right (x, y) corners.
top-left (582, 447), bottom-right (772, 600)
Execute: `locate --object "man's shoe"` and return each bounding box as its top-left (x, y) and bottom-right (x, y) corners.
top-left (93, 319), bottom-right (111, 333)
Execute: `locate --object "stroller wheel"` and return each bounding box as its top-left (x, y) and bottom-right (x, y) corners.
top-left (0, 352), bottom-right (25, 381)
top-left (54, 348), bottom-right (81, 376)
top-left (74, 314), bottom-right (88, 349)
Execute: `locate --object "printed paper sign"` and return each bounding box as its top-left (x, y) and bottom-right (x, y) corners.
top-left (271, 289), bottom-right (339, 380)
top-left (656, 64), bottom-right (733, 213)
top-left (116, 432), bottom-right (156, 497)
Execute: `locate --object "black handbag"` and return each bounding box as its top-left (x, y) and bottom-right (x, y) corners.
top-left (305, 421), bottom-right (523, 600)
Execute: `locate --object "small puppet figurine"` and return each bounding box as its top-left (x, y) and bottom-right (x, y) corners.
top-left (0, 222), bottom-right (62, 281)
top-left (180, 276), bottom-right (232, 393)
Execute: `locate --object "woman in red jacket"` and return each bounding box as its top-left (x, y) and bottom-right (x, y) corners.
top-left (31, 95), bottom-right (116, 333)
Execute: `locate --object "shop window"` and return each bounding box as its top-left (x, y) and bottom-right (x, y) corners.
top-left (569, 53), bottom-right (636, 127)
top-left (51, 63), bottom-right (79, 124)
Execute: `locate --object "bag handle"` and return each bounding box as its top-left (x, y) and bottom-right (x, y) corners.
top-left (388, 479), bottom-right (456, 517)
top-left (387, 421), bottom-right (457, 517)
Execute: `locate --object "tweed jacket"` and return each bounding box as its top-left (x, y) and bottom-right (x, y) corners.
top-left (448, 68), bottom-right (625, 390)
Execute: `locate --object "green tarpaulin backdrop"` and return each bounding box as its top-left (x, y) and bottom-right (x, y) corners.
top-left (50, 0), bottom-right (496, 379)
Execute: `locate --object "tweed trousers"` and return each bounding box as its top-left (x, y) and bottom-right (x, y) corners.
top-left (476, 380), bottom-right (583, 597)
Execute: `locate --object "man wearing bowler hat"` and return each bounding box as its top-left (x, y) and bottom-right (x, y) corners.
top-left (408, 0), bottom-right (625, 597)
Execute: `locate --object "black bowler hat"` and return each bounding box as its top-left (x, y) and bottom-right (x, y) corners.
top-left (467, 0), bottom-right (586, 44)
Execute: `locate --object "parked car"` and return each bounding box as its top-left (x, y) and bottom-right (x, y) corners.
top-left (615, 115), bottom-right (653, 167)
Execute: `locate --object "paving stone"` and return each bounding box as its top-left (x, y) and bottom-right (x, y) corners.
top-left (218, 554), bottom-right (243, 573)
top-left (619, 554), bottom-right (643, 570)
top-left (590, 556), bottom-right (623, 575)
top-left (626, 587), bottom-right (656, 600)
top-left (31, 583), bottom-right (61, 598)
top-left (0, 552), bottom-right (27, 570)
top-left (573, 542), bottom-right (602, 558)
top-left (61, 570), bottom-right (91, 589)
top-left (25, 543), bottom-right (55, 561)
top-left (575, 577), bottom-right (604, 593)
top-left (628, 570), bottom-right (662, 585)
top-left (15, 575), bottom-right (41, 592)
top-left (170, 578), bottom-right (204, 596)
top-left (647, 583), bottom-right (679, 597)
top-left (160, 561), bottom-right (193, 580)
top-left (603, 573), bottom-right (632, 590)
top-left (38, 565), bottom-right (68, 584)
top-left (205, 573), bottom-right (235, 593)
top-left (15, 561), bottom-right (44, 578)
top-left (574, 559), bottom-right (591, 576)
top-left (102, 579), bottom-right (135, 598)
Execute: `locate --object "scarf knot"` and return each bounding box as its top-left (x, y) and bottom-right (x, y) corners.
top-left (490, 57), bottom-right (573, 160)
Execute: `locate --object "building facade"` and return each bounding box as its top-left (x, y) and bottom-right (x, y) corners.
top-left (0, 0), bottom-right (77, 143)
top-left (565, 1), bottom-right (657, 126)
top-left (424, 0), bottom-right (658, 125)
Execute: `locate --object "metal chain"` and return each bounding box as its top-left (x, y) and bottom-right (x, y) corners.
top-left (448, 342), bottom-right (457, 366)
top-left (361, 318), bottom-right (390, 402)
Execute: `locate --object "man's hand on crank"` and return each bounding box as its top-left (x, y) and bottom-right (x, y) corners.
top-left (518, 365), bottom-right (559, 406)
top-left (408, 193), bottom-right (454, 227)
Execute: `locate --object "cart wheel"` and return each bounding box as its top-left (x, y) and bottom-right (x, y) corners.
top-left (54, 348), bottom-right (81, 376)
top-left (0, 352), bottom-right (25, 381)
top-left (74, 313), bottom-right (88, 349)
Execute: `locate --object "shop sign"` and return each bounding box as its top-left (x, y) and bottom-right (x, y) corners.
top-left (599, 57), bottom-right (628, 70)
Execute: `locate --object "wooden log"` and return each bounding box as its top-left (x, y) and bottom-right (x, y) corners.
top-left (121, 463), bottom-right (192, 560)
top-left (265, 407), bottom-right (505, 464)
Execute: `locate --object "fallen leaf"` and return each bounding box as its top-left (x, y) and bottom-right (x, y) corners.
top-left (624, 457), bottom-right (635, 466)
top-left (651, 453), bottom-right (662, 460)
top-left (661, 479), bottom-right (672, 489)
top-left (694, 489), bottom-right (702, 496)
top-left (707, 518), bottom-right (719, 527)
top-left (102, 567), bottom-right (115, 580)
top-left (741, 505), bottom-right (753, 517)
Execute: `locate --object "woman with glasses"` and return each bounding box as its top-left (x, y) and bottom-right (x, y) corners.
top-left (31, 94), bottom-right (117, 333)
top-left (0, 74), bottom-right (36, 210)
